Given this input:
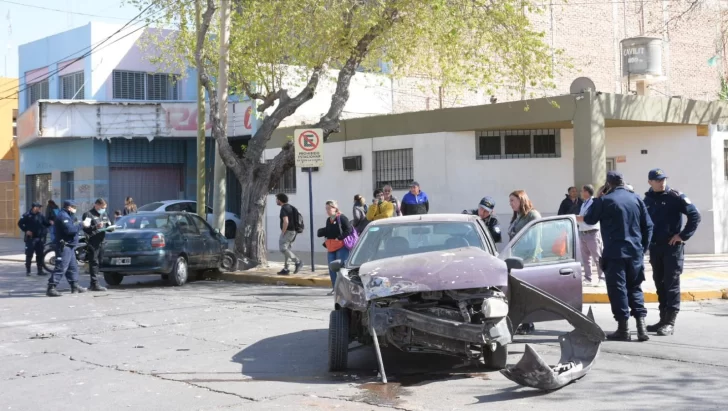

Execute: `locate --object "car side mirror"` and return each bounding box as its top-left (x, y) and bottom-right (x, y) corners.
top-left (505, 257), bottom-right (524, 273)
top-left (329, 259), bottom-right (342, 273)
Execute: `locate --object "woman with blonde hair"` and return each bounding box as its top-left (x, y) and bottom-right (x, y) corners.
top-left (317, 200), bottom-right (354, 295)
top-left (123, 197), bottom-right (137, 216)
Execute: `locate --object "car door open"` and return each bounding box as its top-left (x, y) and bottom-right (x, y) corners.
top-left (498, 215), bottom-right (583, 322)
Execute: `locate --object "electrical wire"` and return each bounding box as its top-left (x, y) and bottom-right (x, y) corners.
top-left (0, 0), bottom-right (131, 21)
top-left (1, 2), bottom-right (161, 100)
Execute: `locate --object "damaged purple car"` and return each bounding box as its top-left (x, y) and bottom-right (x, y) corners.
top-left (327, 214), bottom-right (605, 391)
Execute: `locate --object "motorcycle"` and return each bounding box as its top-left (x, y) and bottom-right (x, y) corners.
top-left (41, 235), bottom-right (90, 274)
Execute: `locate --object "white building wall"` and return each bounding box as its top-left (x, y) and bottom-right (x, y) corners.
top-left (604, 125), bottom-right (714, 254)
top-left (264, 125), bottom-right (720, 255)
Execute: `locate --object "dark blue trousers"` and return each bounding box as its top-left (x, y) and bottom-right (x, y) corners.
top-left (24, 237), bottom-right (44, 271)
top-left (604, 257), bottom-right (647, 321)
top-left (48, 245), bottom-right (79, 286)
top-left (649, 242), bottom-right (684, 314)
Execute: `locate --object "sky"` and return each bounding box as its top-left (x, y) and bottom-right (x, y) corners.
top-left (0, 0), bottom-right (142, 78)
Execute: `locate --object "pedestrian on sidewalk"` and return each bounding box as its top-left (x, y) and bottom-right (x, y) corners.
top-left (17, 202), bottom-right (50, 276)
top-left (47, 200), bottom-right (86, 297)
top-left (576, 184), bottom-right (605, 286)
top-left (584, 171), bottom-right (653, 342)
top-left (317, 200), bottom-right (353, 296)
top-left (367, 189), bottom-right (394, 221)
top-left (80, 198), bottom-right (112, 292)
top-left (643, 168), bottom-right (701, 336)
top-left (351, 194), bottom-right (369, 234)
top-left (382, 185), bottom-right (402, 217)
top-left (557, 186), bottom-right (583, 216)
top-left (275, 193), bottom-right (303, 276)
top-left (401, 181), bottom-right (429, 216)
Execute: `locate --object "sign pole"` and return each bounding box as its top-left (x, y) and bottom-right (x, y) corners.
top-left (293, 128), bottom-right (324, 274)
top-left (308, 168), bottom-right (314, 272)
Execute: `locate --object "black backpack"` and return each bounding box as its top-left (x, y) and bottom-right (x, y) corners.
top-left (290, 205), bottom-right (305, 233)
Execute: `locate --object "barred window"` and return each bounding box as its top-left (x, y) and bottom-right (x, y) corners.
top-left (112, 70), bottom-right (179, 100)
top-left (373, 148), bottom-right (413, 190)
top-left (476, 129), bottom-right (560, 159)
top-left (267, 160), bottom-right (297, 194)
top-left (59, 71), bottom-right (85, 99)
top-left (26, 79), bottom-right (49, 108)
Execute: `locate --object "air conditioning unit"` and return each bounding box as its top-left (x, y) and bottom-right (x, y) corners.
top-left (342, 155), bottom-right (362, 171)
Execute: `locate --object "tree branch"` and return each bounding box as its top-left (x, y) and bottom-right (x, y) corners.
top-left (194, 0), bottom-right (246, 180)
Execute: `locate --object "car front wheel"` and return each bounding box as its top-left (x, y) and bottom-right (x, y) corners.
top-left (169, 256), bottom-right (188, 286)
top-left (328, 309), bottom-right (350, 372)
top-left (103, 272), bottom-right (124, 286)
top-left (482, 343), bottom-right (508, 370)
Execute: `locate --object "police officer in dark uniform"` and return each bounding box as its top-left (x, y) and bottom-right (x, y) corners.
top-left (81, 198), bottom-right (112, 292)
top-left (17, 202), bottom-right (50, 276)
top-left (47, 200), bottom-right (86, 297)
top-left (643, 168), bottom-right (701, 336)
top-left (462, 196), bottom-right (502, 243)
top-left (584, 171), bottom-right (653, 342)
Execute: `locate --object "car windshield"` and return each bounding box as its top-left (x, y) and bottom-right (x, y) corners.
top-left (348, 221), bottom-right (485, 267)
top-left (115, 213), bottom-right (172, 230)
top-left (137, 202), bottom-right (164, 211)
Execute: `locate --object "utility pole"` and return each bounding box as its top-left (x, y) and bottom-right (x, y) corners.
top-left (195, 0), bottom-right (206, 219)
top-left (213, 0), bottom-right (231, 234)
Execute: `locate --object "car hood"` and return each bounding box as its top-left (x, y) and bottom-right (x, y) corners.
top-left (358, 247), bottom-right (508, 300)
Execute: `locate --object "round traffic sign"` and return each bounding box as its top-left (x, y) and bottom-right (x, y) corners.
top-left (298, 130), bottom-right (320, 152)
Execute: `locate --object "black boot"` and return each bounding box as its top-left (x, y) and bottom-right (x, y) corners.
top-left (646, 310), bottom-right (664, 333)
top-left (635, 317), bottom-right (650, 342)
top-left (606, 319), bottom-right (631, 341)
top-left (36, 266), bottom-right (46, 276)
top-left (70, 283), bottom-right (87, 294)
top-left (89, 282), bottom-right (107, 292)
top-left (657, 311), bottom-right (677, 336)
top-left (46, 285), bottom-right (61, 297)
top-left (26, 266), bottom-right (31, 277)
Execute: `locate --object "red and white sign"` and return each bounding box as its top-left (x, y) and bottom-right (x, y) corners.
top-left (162, 101), bottom-right (258, 137)
top-left (294, 128), bottom-right (324, 167)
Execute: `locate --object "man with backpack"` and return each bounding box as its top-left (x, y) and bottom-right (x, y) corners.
top-left (276, 193), bottom-right (304, 275)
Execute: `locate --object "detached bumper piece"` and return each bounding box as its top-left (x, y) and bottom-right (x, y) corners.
top-left (501, 275), bottom-right (606, 391)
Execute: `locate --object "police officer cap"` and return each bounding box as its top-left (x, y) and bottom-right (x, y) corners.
top-left (62, 199), bottom-right (77, 208)
top-left (31, 202), bottom-right (42, 208)
top-left (648, 168), bottom-right (668, 180)
top-left (478, 196), bottom-right (495, 212)
top-left (606, 170), bottom-right (624, 185)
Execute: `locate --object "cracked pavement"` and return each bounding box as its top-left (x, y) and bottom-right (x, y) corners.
top-left (1, 261), bottom-right (728, 410)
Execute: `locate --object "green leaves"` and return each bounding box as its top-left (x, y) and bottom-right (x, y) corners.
top-left (130, 0), bottom-right (556, 104)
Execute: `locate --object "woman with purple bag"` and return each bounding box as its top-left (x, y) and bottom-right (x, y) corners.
top-left (317, 200), bottom-right (357, 295)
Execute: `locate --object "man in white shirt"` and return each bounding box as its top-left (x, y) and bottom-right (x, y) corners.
top-left (576, 184), bottom-right (605, 286)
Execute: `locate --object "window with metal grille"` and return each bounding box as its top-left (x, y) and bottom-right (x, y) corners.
top-left (26, 79), bottom-right (49, 108)
top-left (476, 129), bottom-right (560, 159)
top-left (113, 71), bottom-right (145, 100)
top-left (724, 140), bottom-right (728, 180)
top-left (59, 71), bottom-right (85, 99)
top-left (373, 148), bottom-right (413, 190)
top-left (266, 160), bottom-right (297, 194)
top-left (146, 73), bottom-right (179, 100)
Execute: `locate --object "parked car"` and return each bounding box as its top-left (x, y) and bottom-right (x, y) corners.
top-left (136, 200), bottom-right (240, 239)
top-left (99, 212), bottom-right (236, 286)
top-left (327, 213), bottom-right (605, 391)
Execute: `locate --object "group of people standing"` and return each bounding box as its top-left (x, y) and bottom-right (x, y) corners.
top-left (17, 196), bottom-right (139, 296)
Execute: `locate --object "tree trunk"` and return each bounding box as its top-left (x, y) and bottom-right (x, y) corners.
top-left (234, 165), bottom-right (269, 268)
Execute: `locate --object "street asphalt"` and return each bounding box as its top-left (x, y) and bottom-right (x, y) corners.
top-left (1, 260), bottom-right (727, 410)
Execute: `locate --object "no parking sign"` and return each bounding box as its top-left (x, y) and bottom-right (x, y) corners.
top-left (294, 129), bottom-right (324, 168)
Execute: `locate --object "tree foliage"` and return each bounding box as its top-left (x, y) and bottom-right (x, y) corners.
top-left (128, 0), bottom-right (558, 265)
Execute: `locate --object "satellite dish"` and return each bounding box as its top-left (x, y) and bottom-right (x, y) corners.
top-left (570, 77), bottom-right (597, 94)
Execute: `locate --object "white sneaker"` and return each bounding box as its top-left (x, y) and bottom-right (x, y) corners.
top-left (582, 280), bottom-right (593, 287)
top-left (597, 279), bottom-right (606, 287)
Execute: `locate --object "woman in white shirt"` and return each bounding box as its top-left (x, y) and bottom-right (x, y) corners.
top-left (576, 184), bottom-right (605, 286)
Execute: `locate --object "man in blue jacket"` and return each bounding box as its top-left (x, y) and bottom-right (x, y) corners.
top-left (47, 200), bottom-right (87, 297)
top-left (17, 202), bottom-right (50, 276)
top-left (643, 168), bottom-right (701, 336)
top-left (401, 181), bottom-right (429, 216)
top-left (584, 171), bottom-right (653, 342)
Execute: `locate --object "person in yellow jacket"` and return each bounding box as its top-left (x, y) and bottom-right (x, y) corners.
top-left (366, 189), bottom-right (394, 221)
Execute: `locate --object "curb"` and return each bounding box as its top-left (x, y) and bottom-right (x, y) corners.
top-left (217, 271), bottom-right (728, 303)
